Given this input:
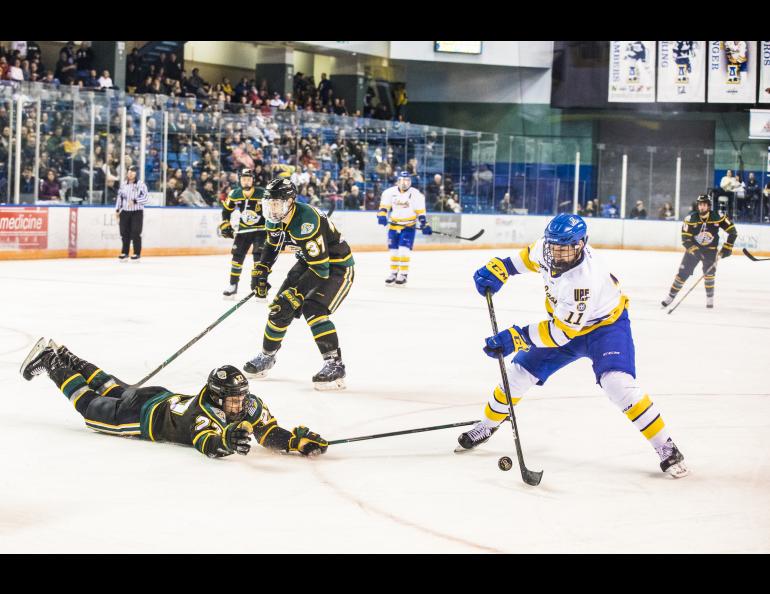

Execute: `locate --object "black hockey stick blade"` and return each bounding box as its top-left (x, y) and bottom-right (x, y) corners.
top-left (743, 248), bottom-right (770, 261)
top-left (326, 201), bottom-right (336, 218)
top-left (431, 228), bottom-right (485, 241)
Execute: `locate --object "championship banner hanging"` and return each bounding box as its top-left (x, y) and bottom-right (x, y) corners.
top-left (657, 41), bottom-right (706, 102)
top-left (759, 41), bottom-right (770, 104)
top-left (609, 41), bottom-right (656, 102)
top-left (707, 41), bottom-right (757, 103)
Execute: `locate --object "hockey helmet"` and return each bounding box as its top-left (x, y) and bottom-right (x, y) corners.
top-left (543, 214), bottom-right (588, 275)
top-left (397, 170), bottom-right (411, 191)
top-left (238, 167), bottom-right (255, 188)
top-left (206, 365), bottom-right (249, 422)
top-left (263, 177), bottom-right (297, 223)
top-left (696, 194), bottom-right (712, 208)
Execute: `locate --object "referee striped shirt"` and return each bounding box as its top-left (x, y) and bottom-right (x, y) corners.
top-left (116, 180), bottom-right (149, 212)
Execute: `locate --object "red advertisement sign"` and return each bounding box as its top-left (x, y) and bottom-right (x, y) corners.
top-left (0, 208), bottom-right (49, 250)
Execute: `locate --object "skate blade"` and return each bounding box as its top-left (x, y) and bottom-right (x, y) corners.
top-left (20, 337), bottom-right (47, 379)
top-left (222, 294), bottom-right (237, 301)
top-left (454, 445), bottom-right (473, 454)
top-left (243, 370), bottom-right (269, 379)
top-left (313, 378), bottom-right (346, 391)
top-left (665, 463), bottom-right (690, 479)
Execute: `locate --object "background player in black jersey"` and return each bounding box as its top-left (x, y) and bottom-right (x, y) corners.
top-left (219, 168), bottom-right (267, 298)
top-left (661, 195), bottom-right (737, 309)
top-left (244, 178), bottom-right (355, 390)
top-left (20, 338), bottom-right (328, 458)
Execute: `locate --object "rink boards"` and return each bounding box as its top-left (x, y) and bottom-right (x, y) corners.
top-left (1, 205), bottom-right (769, 260)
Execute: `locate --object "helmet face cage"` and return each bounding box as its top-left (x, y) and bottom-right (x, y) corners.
top-left (207, 367), bottom-right (250, 422)
top-left (263, 196), bottom-right (293, 223)
top-left (543, 240), bottom-right (585, 275)
top-left (397, 174), bottom-right (411, 192)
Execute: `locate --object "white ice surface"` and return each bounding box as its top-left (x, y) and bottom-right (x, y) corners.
top-left (1, 248), bottom-right (769, 553)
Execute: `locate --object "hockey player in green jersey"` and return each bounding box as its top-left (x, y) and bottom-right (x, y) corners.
top-left (20, 338), bottom-right (328, 458)
top-left (219, 168), bottom-right (267, 298)
top-left (244, 178), bottom-right (355, 390)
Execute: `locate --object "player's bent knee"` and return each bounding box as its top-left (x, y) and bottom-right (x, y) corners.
top-left (504, 361), bottom-right (538, 394)
top-left (599, 370), bottom-right (641, 409)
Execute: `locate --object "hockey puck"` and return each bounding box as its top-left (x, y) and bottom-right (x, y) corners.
top-left (498, 456), bottom-right (513, 472)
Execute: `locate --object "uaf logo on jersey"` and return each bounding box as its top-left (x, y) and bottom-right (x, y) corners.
top-left (301, 222), bottom-right (315, 235)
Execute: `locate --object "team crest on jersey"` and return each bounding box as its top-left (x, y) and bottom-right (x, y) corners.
top-left (247, 397), bottom-right (258, 417)
top-left (577, 302), bottom-right (586, 312)
top-left (216, 370), bottom-right (227, 379)
top-left (574, 288), bottom-right (590, 302)
top-left (695, 231), bottom-right (715, 245)
top-left (214, 408), bottom-right (227, 423)
top-left (301, 222), bottom-right (315, 235)
top-left (241, 210), bottom-right (259, 225)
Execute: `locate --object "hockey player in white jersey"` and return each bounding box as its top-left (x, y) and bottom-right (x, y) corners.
top-left (377, 171), bottom-right (432, 286)
top-left (457, 214), bottom-right (689, 478)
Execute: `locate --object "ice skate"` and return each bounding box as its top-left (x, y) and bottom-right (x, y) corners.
top-left (243, 352), bottom-right (276, 378)
top-left (660, 294), bottom-right (674, 308)
top-left (455, 421), bottom-right (499, 453)
top-left (20, 337), bottom-right (64, 381)
top-left (51, 342), bottom-right (86, 373)
top-left (312, 351), bottom-right (346, 391)
top-left (118, 254), bottom-right (128, 262)
top-left (656, 438), bottom-right (689, 478)
top-left (223, 283), bottom-right (238, 299)
top-left (394, 273), bottom-right (408, 287)
top-left (130, 255), bottom-right (140, 262)
top-left (706, 297), bottom-right (714, 309)
top-left (385, 272), bottom-right (398, 286)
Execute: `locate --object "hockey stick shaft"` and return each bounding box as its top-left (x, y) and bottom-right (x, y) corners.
top-left (485, 290), bottom-right (543, 486)
top-left (742, 248), bottom-right (770, 261)
top-left (328, 420), bottom-right (480, 445)
top-left (133, 291), bottom-right (256, 387)
top-left (430, 229), bottom-right (485, 242)
top-left (667, 258), bottom-right (719, 315)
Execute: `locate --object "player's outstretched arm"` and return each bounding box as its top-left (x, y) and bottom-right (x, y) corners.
top-left (247, 398), bottom-right (328, 456)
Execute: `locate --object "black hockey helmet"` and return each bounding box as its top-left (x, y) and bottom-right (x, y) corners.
top-left (206, 365), bottom-right (249, 421)
top-left (263, 177), bottom-right (297, 223)
top-left (238, 167), bottom-right (254, 188)
top-left (696, 194), bottom-right (711, 208)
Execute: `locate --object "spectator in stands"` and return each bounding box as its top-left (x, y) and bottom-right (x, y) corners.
top-left (762, 181), bottom-right (770, 223)
top-left (125, 62), bottom-right (141, 93)
top-left (657, 202), bottom-right (675, 220)
top-left (497, 192), bottom-right (513, 214)
top-left (200, 179), bottom-right (217, 206)
top-left (7, 57), bottom-right (24, 81)
top-left (165, 177), bottom-right (180, 206)
top-left (75, 41), bottom-right (94, 81)
top-left (601, 196), bottom-right (619, 218)
top-left (127, 47), bottom-right (140, 70)
top-left (318, 73), bottom-right (332, 105)
top-left (719, 169), bottom-right (741, 217)
top-left (426, 174), bottom-right (444, 206)
top-left (55, 48), bottom-right (76, 85)
top-left (83, 69), bottom-right (100, 89)
top-left (363, 189), bottom-right (378, 210)
top-left (393, 83), bottom-right (408, 120)
top-left (744, 172), bottom-right (761, 221)
top-left (166, 53), bottom-right (181, 81)
top-left (98, 69), bottom-right (113, 89)
top-left (580, 200), bottom-right (596, 218)
top-left (178, 180), bottom-right (207, 207)
top-left (39, 169), bottom-right (61, 201)
top-left (344, 185), bottom-right (362, 210)
top-left (20, 167), bottom-right (35, 194)
top-left (629, 200), bottom-right (647, 219)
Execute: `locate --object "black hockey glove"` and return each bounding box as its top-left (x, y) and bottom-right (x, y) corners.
top-left (269, 288), bottom-right (304, 315)
top-left (222, 421), bottom-right (253, 456)
top-left (252, 263), bottom-right (271, 299)
top-left (288, 426), bottom-right (328, 456)
top-left (219, 221), bottom-right (234, 239)
top-left (719, 246), bottom-right (732, 259)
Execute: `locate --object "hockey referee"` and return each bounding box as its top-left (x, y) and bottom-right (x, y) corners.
top-left (116, 165), bottom-right (149, 261)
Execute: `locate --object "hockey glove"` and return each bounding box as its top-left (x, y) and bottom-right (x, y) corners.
top-left (288, 426), bottom-right (328, 457)
top-left (269, 288), bottom-right (304, 315)
top-left (377, 213), bottom-right (388, 226)
top-left (474, 257), bottom-right (513, 296)
top-left (222, 421), bottom-right (253, 456)
top-left (418, 215), bottom-right (432, 235)
top-left (483, 325), bottom-right (531, 358)
top-left (252, 263), bottom-right (271, 299)
top-left (219, 221), bottom-right (235, 239)
top-left (719, 246), bottom-right (732, 259)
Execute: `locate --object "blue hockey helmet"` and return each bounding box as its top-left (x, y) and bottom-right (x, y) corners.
top-left (543, 214), bottom-right (588, 274)
top-left (397, 170), bottom-right (411, 191)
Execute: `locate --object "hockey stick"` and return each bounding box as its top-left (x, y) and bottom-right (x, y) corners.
top-left (742, 248), bottom-right (770, 262)
top-left (132, 291), bottom-right (256, 387)
top-left (328, 420), bottom-right (480, 446)
top-left (430, 228), bottom-right (485, 242)
top-left (667, 258), bottom-right (719, 315)
top-left (485, 289), bottom-right (543, 486)
top-left (326, 201), bottom-right (336, 218)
